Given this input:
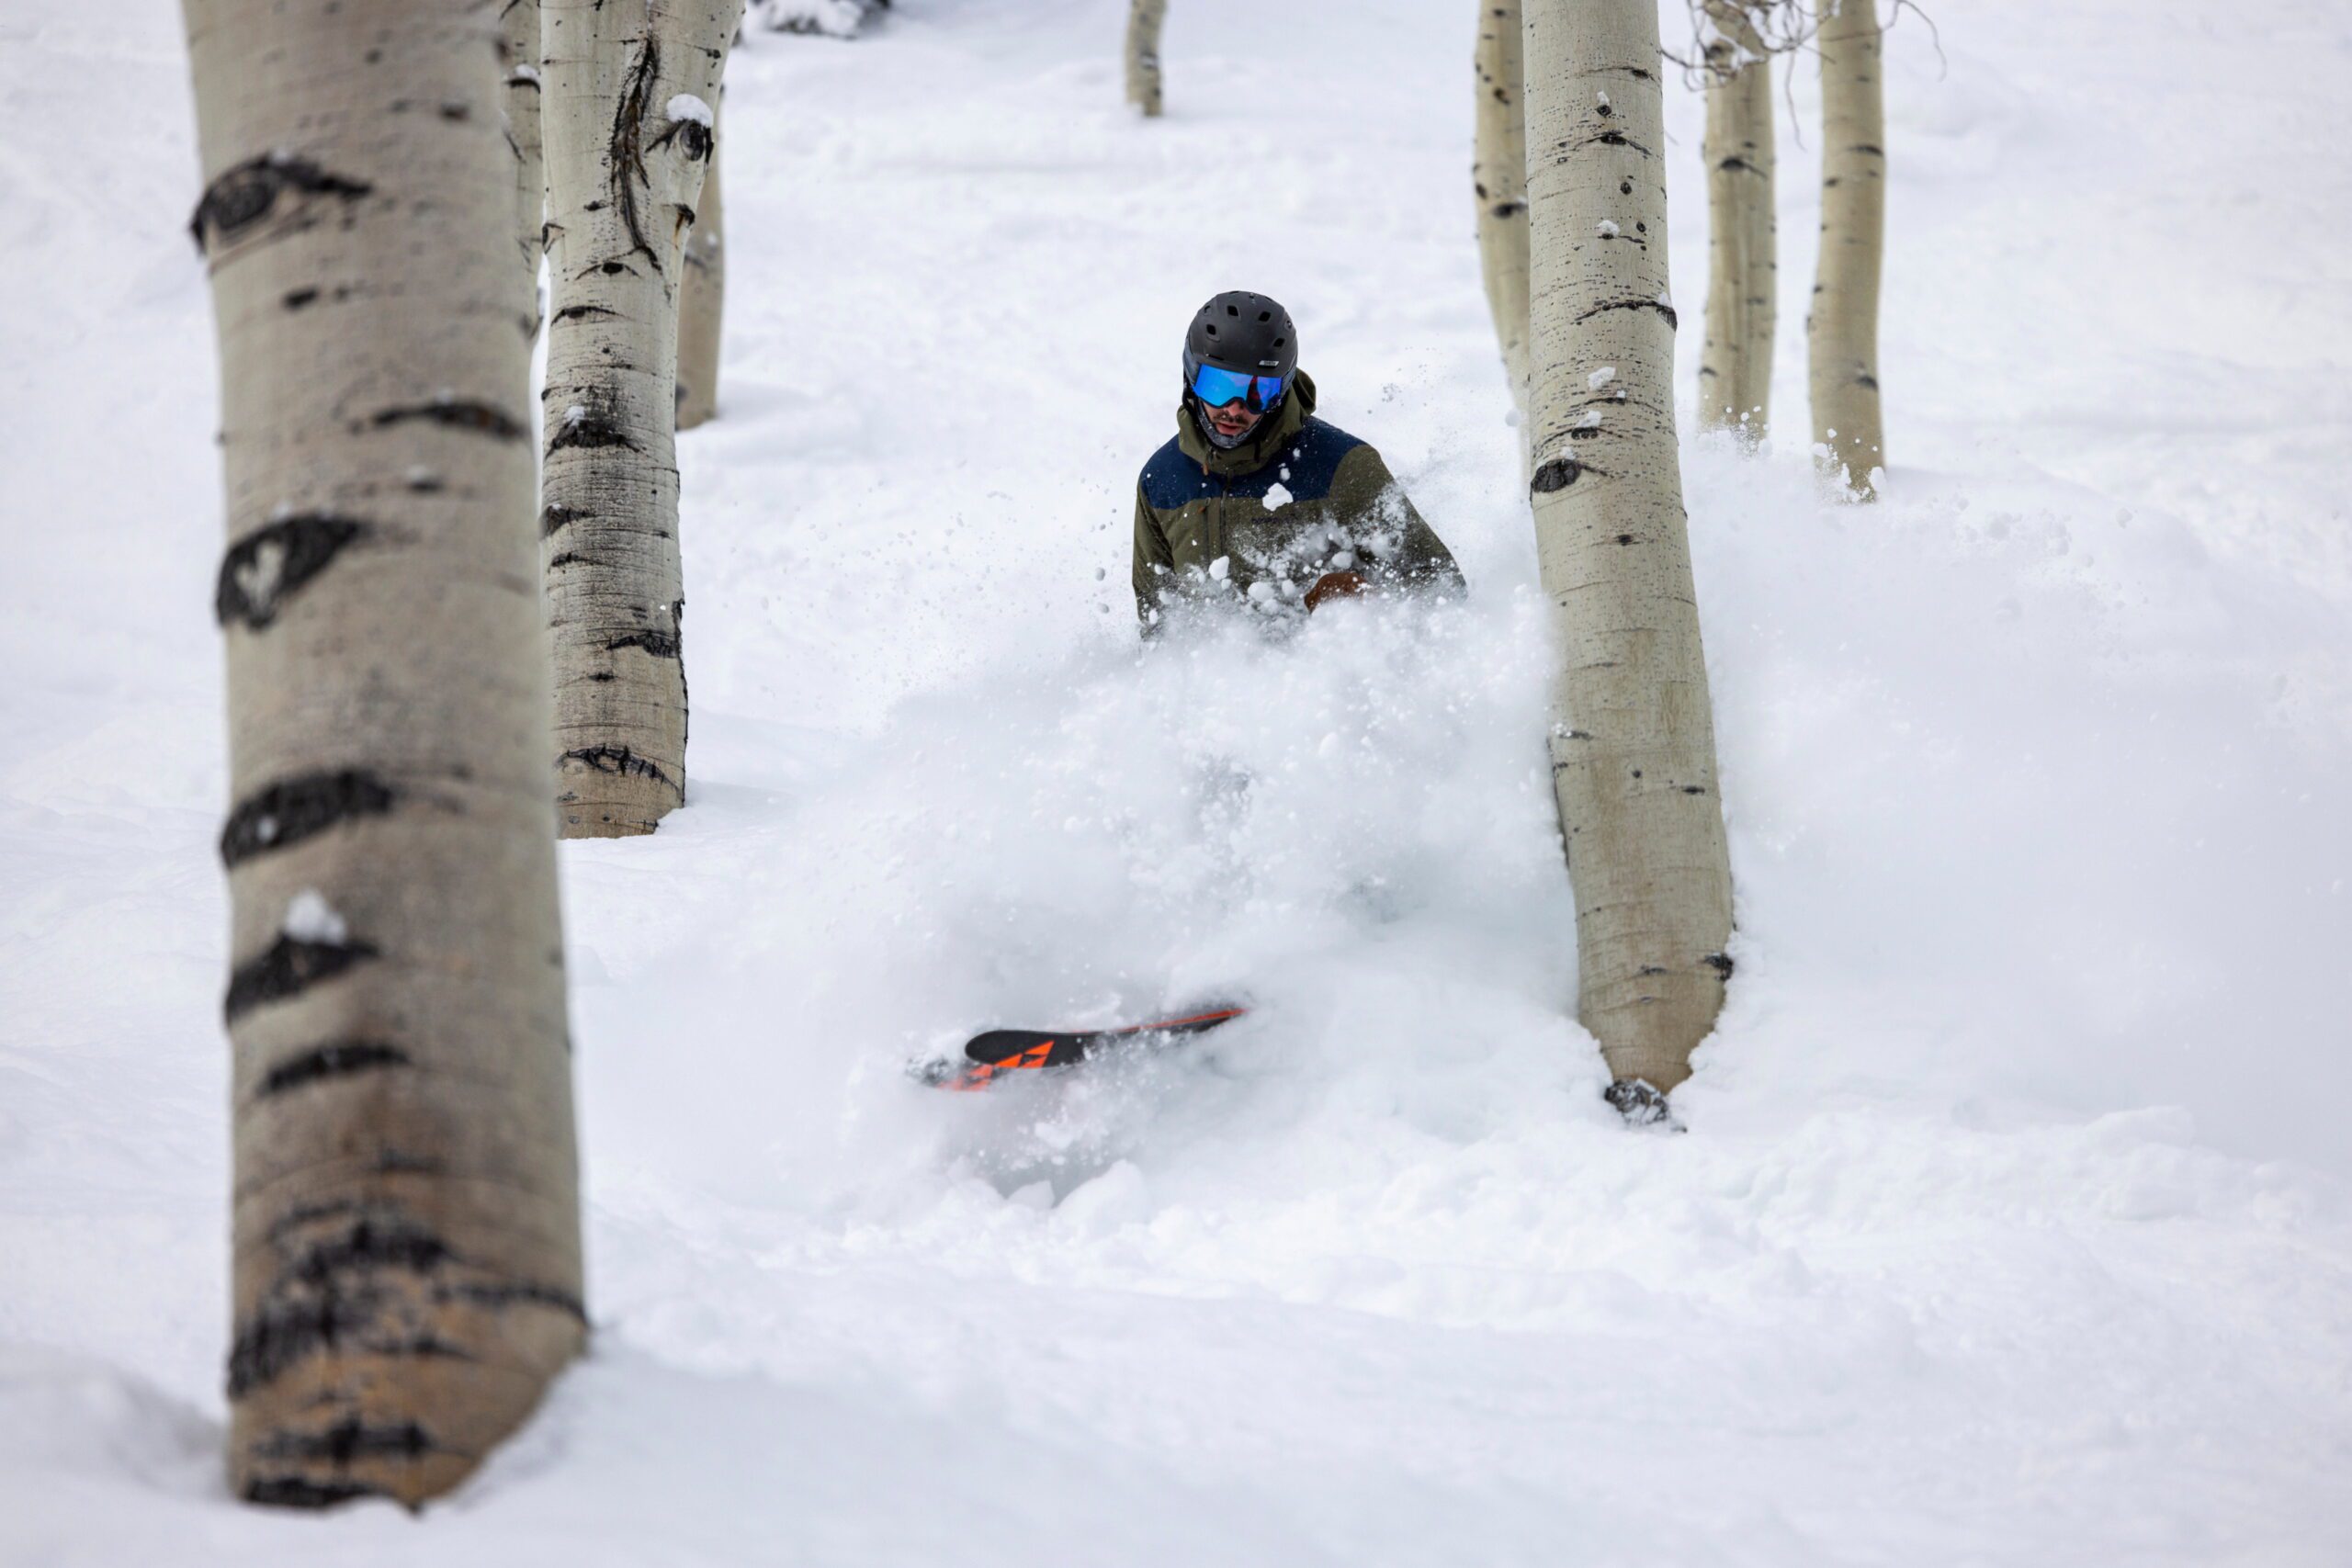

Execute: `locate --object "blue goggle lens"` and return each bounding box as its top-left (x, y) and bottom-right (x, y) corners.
top-left (1191, 364), bottom-right (1288, 412)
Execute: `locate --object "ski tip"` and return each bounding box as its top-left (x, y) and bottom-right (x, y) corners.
top-left (911, 1051), bottom-right (1049, 1092)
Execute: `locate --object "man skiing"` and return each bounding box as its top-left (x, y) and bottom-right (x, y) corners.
top-left (1132, 291), bottom-right (1463, 632)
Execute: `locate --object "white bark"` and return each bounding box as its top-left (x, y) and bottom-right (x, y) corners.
top-left (183, 0), bottom-right (582, 1508)
top-left (540, 0), bottom-right (744, 836)
top-left (1521, 0), bottom-right (1735, 1096)
top-left (500, 0), bottom-right (545, 321)
top-left (1473, 0), bottom-right (1532, 449)
top-left (675, 91), bottom-right (724, 431)
top-left (1697, 0), bottom-right (1775, 439)
top-left (1125, 0), bottom-right (1167, 118)
top-left (1809, 0), bottom-right (1886, 494)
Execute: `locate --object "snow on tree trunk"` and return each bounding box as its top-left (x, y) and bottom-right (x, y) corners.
top-left (1520, 0), bottom-right (1736, 1099)
top-left (1697, 0), bottom-right (1775, 440)
top-left (1126, 0), bottom-right (1168, 118)
top-left (1474, 0), bottom-right (1532, 452)
top-left (181, 0), bottom-right (582, 1508)
top-left (675, 91), bottom-right (725, 431)
top-left (500, 0), bottom-right (545, 327)
top-left (1809, 0), bottom-right (1886, 495)
top-left (540, 0), bottom-right (744, 837)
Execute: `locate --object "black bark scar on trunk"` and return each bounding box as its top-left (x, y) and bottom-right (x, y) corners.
top-left (439, 1279), bottom-right (588, 1320)
top-left (1531, 457), bottom-right (1580, 492)
top-left (647, 118), bottom-right (712, 163)
top-left (251, 1418), bottom-right (449, 1465)
top-left (540, 502), bottom-right (589, 537)
top-left (242, 1475), bottom-right (387, 1509)
top-left (227, 1209), bottom-right (450, 1397)
top-left (605, 629), bottom-right (679, 658)
top-left (224, 935), bottom-right (379, 1023)
top-left (255, 1041), bottom-right (413, 1099)
top-left (189, 153), bottom-right (372, 255)
top-left (215, 515), bottom-right (369, 630)
top-left (220, 770), bottom-right (398, 865)
top-left (547, 412), bottom-right (637, 453)
top-left (610, 36), bottom-right (664, 275)
top-left (559, 744), bottom-right (677, 790)
top-left (368, 399), bottom-right (527, 443)
top-left (1575, 296), bottom-right (1679, 330)
top-left (1580, 129), bottom-right (1655, 158)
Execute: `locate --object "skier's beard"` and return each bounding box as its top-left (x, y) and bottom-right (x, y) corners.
top-left (1194, 392), bottom-right (1281, 450)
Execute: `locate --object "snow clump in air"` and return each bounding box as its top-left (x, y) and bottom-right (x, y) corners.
top-left (1263, 483), bottom-right (1294, 511)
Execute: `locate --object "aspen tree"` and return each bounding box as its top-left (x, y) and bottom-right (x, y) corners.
top-left (676, 91), bottom-right (726, 431)
top-left (1809, 0), bottom-right (1885, 494)
top-left (541, 0), bottom-right (745, 837)
top-left (1126, 0), bottom-right (1168, 118)
top-left (1521, 0), bottom-right (1736, 1108)
top-left (1473, 0), bottom-right (1532, 450)
top-left (182, 0), bottom-right (582, 1507)
top-left (501, 0), bottom-right (545, 322)
top-left (1697, 0), bottom-right (1776, 439)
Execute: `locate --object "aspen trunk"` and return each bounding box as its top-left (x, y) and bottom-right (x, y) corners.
top-left (182, 0), bottom-right (582, 1508)
top-left (1697, 0), bottom-right (1775, 439)
top-left (1125, 0), bottom-right (1168, 118)
top-left (675, 92), bottom-right (724, 431)
top-left (1473, 0), bottom-right (1532, 447)
top-left (540, 0), bottom-right (744, 837)
top-left (500, 0), bottom-right (545, 321)
top-left (1809, 0), bottom-right (1885, 494)
top-left (1520, 0), bottom-right (1735, 1099)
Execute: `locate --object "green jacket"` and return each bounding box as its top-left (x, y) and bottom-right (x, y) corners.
top-left (1131, 372), bottom-right (1462, 631)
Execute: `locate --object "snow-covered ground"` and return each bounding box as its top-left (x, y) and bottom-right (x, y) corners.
top-left (6, 0), bottom-right (2351, 1562)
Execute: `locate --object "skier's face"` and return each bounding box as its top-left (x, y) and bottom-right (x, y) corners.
top-left (1202, 398), bottom-right (1262, 441)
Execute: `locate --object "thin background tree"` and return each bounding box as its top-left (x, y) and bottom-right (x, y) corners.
top-left (1691, 0), bottom-right (1786, 440)
top-left (1473, 0), bottom-right (1532, 464)
top-left (1810, 0), bottom-right (1887, 494)
top-left (1126, 0), bottom-right (1168, 117)
top-left (540, 0), bottom-right (747, 837)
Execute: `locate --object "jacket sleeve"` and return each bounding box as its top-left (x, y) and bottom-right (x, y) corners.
top-left (1329, 444), bottom-right (1465, 593)
top-left (1132, 480), bottom-right (1176, 634)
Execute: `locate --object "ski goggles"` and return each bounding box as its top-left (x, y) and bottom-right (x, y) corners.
top-left (1190, 363), bottom-right (1289, 412)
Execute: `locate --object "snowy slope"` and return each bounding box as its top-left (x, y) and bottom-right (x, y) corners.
top-left (5, 0), bottom-right (2351, 1563)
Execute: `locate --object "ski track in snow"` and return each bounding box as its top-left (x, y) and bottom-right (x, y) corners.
top-left (6, 0), bottom-right (2352, 1562)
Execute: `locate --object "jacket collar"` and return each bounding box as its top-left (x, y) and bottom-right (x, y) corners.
top-left (1176, 370), bottom-right (1317, 478)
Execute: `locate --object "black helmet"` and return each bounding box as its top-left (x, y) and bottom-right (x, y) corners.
top-left (1184, 291), bottom-right (1296, 383)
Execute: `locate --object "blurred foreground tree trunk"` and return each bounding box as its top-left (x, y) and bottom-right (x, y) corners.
top-left (1126, 0), bottom-right (1167, 117)
top-left (675, 89), bottom-right (726, 430)
top-left (1696, 0), bottom-right (1775, 439)
top-left (1520, 0), bottom-right (1736, 1110)
top-left (1473, 0), bottom-right (1532, 460)
top-left (182, 0), bottom-right (583, 1508)
top-left (540, 0), bottom-right (745, 836)
top-left (1808, 0), bottom-right (1885, 493)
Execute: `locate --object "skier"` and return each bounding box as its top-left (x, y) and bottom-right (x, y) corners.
top-left (1132, 291), bottom-right (1464, 633)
